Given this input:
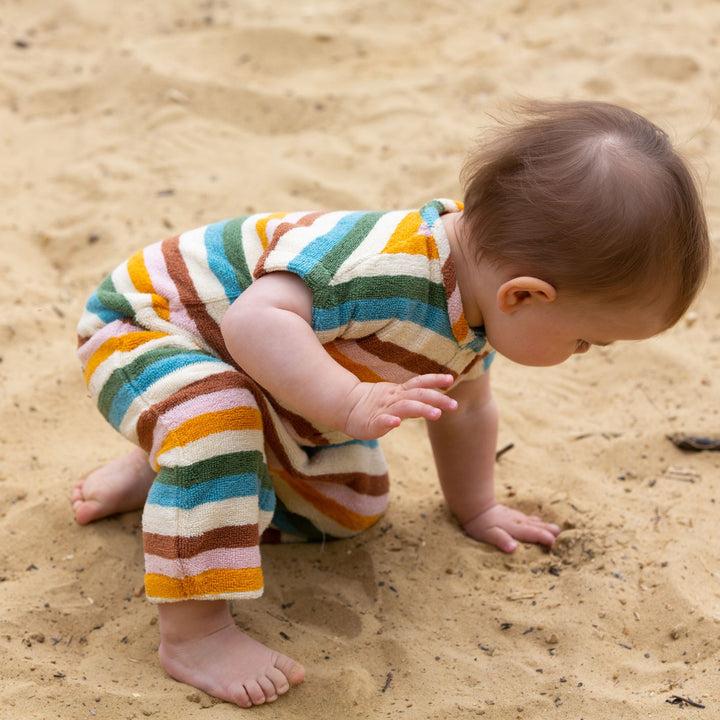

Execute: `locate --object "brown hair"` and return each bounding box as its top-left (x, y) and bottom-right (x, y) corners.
top-left (460, 100), bottom-right (710, 326)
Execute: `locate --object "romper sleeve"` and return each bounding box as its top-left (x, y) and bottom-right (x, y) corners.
top-left (252, 209), bottom-right (392, 344)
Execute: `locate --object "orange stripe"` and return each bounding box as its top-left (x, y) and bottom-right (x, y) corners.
top-left (157, 407), bottom-right (263, 457)
top-left (325, 342), bottom-right (384, 383)
top-left (452, 314), bottom-right (470, 343)
top-left (381, 213), bottom-right (439, 259)
top-left (83, 331), bottom-right (168, 385)
top-left (273, 466), bottom-right (382, 533)
top-left (127, 249), bottom-right (170, 321)
top-left (255, 212), bottom-right (288, 249)
top-left (145, 567), bottom-right (263, 600)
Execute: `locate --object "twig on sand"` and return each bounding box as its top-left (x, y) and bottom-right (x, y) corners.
top-left (666, 694), bottom-right (706, 708)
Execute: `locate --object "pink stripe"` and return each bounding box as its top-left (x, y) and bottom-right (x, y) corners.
top-left (148, 387), bottom-right (257, 461)
top-left (158, 388), bottom-right (256, 431)
top-left (144, 546), bottom-right (261, 578)
top-left (77, 319), bottom-right (142, 365)
top-left (306, 480), bottom-right (389, 516)
top-left (332, 340), bottom-right (411, 383)
top-left (143, 241), bottom-right (202, 337)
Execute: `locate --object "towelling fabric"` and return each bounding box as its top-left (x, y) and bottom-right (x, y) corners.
top-left (77, 198), bottom-right (494, 602)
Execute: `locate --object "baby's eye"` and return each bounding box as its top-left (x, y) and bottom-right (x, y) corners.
top-left (575, 339), bottom-right (591, 354)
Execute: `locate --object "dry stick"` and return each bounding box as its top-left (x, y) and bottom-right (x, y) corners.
top-left (495, 443), bottom-right (514, 460)
top-left (666, 695), bottom-right (706, 708)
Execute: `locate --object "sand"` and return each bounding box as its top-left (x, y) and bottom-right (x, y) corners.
top-left (2, 0), bottom-right (720, 717)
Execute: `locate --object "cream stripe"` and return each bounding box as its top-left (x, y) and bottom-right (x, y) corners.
top-left (142, 496), bottom-right (259, 536)
top-left (266, 403), bottom-right (387, 479)
top-left (329, 210), bottom-right (410, 283)
top-left (149, 589), bottom-right (264, 604)
top-left (177, 227), bottom-right (231, 326)
top-left (239, 215), bottom-right (267, 272)
top-left (77, 306), bottom-right (115, 341)
top-left (155, 429), bottom-right (265, 470)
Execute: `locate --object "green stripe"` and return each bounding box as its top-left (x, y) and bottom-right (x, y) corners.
top-left (96, 346), bottom-right (208, 420)
top-left (303, 211), bottom-right (384, 288)
top-left (155, 451), bottom-right (270, 489)
top-left (222, 217), bottom-right (253, 291)
top-left (314, 274), bottom-right (447, 310)
top-left (96, 274), bottom-right (135, 318)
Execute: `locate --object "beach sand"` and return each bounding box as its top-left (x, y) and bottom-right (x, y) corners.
top-left (2, 1), bottom-right (720, 717)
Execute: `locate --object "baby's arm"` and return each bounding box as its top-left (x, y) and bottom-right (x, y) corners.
top-left (426, 372), bottom-right (560, 552)
top-left (221, 272), bottom-right (458, 440)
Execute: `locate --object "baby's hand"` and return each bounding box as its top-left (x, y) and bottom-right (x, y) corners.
top-left (462, 503), bottom-right (561, 553)
top-left (343, 373), bottom-right (457, 440)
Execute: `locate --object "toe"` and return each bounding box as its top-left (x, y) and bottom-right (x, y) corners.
top-left (244, 680), bottom-right (267, 706)
top-left (73, 498), bottom-right (103, 525)
top-left (267, 666), bottom-right (290, 695)
top-left (257, 675), bottom-right (279, 703)
top-left (275, 655), bottom-right (305, 687)
top-left (70, 482), bottom-right (85, 505)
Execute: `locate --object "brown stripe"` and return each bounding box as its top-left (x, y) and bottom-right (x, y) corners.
top-left (265, 396), bottom-right (330, 447)
top-left (459, 351), bottom-right (490, 377)
top-left (441, 255), bottom-right (457, 299)
top-left (136, 370), bottom-right (246, 452)
top-left (144, 524), bottom-right (259, 559)
top-left (252, 211), bottom-right (324, 280)
top-left (161, 236), bottom-right (235, 365)
top-left (355, 336), bottom-right (453, 377)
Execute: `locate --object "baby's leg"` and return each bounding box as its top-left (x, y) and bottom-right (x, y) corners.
top-left (78, 315), bottom-right (304, 704)
top-left (72, 446), bottom-right (155, 524)
top-left (158, 599), bottom-right (304, 707)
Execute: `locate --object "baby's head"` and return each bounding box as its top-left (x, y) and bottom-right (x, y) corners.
top-left (460, 100), bottom-right (710, 329)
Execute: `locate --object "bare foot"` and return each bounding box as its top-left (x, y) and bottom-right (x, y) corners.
top-left (71, 447), bottom-right (156, 524)
top-left (157, 600), bottom-right (305, 707)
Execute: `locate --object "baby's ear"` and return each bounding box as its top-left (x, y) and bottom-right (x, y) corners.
top-left (496, 277), bottom-right (557, 313)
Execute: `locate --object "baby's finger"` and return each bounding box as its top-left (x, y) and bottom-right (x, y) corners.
top-left (398, 386), bottom-right (458, 413)
top-left (388, 399), bottom-right (447, 421)
top-left (402, 373), bottom-right (455, 391)
top-left (523, 515), bottom-right (562, 536)
top-left (372, 413), bottom-right (402, 434)
top-left (509, 522), bottom-right (559, 547)
top-left (480, 526), bottom-right (518, 553)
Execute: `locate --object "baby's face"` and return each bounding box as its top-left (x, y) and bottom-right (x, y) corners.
top-left (484, 292), bottom-right (669, 367)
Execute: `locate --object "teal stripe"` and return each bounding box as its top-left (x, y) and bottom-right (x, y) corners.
top-left (313, 297), bottom-right (454, 340)
top-left (152, 465), bottom-right (275, 514)
top-left (419, 200), bottom-right (444, 228)
top-left (97, 346), bottom-right (209, 422)
top-left (221, 216), bottom-right (253, 292)
top-left (303, 212), bottom-right (384, 289)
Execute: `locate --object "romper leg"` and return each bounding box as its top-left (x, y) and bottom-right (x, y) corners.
top-left (78, 321), bottom-right (275, 603)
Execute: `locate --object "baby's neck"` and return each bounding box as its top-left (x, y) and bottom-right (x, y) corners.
top-left (442, 212), bottom-right (489, 328)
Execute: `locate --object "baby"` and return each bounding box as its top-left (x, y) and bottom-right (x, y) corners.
top-left (72, 100), bottom-right (709, 707)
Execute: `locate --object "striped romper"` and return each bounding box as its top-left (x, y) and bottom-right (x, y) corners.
top-left (77, 198), bottom-right (494, 603)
